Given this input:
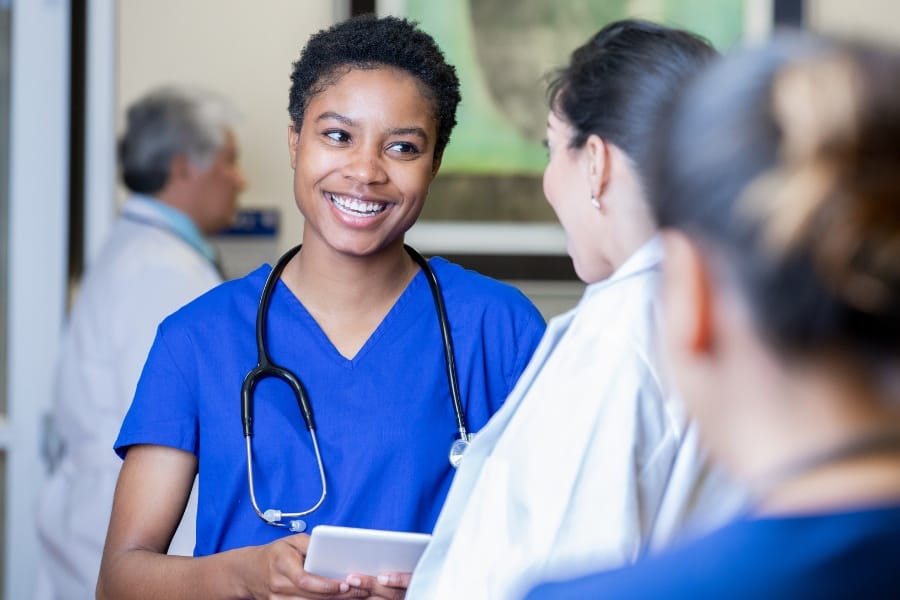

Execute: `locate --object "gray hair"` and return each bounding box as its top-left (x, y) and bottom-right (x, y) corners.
top-left (118, 85), bottom-right (239, 194)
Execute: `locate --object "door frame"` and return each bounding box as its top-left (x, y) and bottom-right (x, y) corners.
top-left (3, 0), bottom-right (70, 598)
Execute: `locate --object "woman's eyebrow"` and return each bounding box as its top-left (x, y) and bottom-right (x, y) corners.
top-left (316, 111), bottom-right (430, 143)
top-left (388, 126), bottom-right (429, 142)
top-left (315, 111), bottom-right (355, 126)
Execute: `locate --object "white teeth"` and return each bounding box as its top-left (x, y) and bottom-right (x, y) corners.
top-left (329, 193), bottom-right (387, 216)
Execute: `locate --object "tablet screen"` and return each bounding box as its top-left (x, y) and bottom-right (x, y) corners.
top-left (304, 525), bottom-right (432, 580)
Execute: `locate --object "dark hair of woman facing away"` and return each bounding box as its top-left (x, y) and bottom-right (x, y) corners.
top-left (546, 19), bottom-right (717, 178)
top-left (288, 14), bottom-right (461, 160)
top-left (651, 35), bottom-right (900, 364)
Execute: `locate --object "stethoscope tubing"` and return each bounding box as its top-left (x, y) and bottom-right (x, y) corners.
top-left (405, 246), bottom-right (468, 441)
top-left (241, 245), bottom-right (306, 438)
top-left (241, 244), bottom-right (469, 529)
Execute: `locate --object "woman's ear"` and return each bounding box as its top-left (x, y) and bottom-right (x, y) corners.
top-left (287, 123), bottom-right (300, 169)
top-left (430, 153), bottom-right (442, 177)
top-left (662, 230), bottom-right (714, 356)
top-left (585, 134), bottom-right (611, 204)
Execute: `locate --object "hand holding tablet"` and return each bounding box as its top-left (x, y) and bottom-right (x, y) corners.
top-left (304, 525), bottom-right (432, 580)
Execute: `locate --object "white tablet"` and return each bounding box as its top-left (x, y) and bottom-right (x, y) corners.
top-left (304, 525), bottom-right (432, 580)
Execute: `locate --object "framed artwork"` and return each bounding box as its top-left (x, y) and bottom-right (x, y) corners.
top-left (378, 0), bottom-right (747, 278)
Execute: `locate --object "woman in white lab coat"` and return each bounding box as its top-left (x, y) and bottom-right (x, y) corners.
top-left (36, 86), bottom-right (245, 600)
top-left (405, 20), bottom-right (745, 600)
top-left (527, 33), bottom-right (900, 599)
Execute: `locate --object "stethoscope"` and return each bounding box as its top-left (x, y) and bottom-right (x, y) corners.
top-left (241, 244), bottom-right (472, 532)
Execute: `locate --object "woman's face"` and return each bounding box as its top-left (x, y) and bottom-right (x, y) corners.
top-left (543, 110), bottom-right (611, 283)
top-left (288, 66), bottom-right (440, 258)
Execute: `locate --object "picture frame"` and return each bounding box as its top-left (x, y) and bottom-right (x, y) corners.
top-left (373, 0), bottom-right (750, 280)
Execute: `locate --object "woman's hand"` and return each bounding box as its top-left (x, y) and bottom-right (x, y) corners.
top-left (343, 572), bottom-right (411, 600)
top-left (245, 533), bottom-right (370, 599)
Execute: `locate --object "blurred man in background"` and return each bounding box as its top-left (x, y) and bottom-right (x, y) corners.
top-left (36, 85), bottom-right (246, 600)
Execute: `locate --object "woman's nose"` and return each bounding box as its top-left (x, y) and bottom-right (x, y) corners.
top-left (345, 146), bottom-right (388, 184)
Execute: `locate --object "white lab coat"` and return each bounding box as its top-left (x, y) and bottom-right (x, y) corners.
top-left (35, 198), bottom-right (221, 600)
top-left (408, 237), bottom-right (745, 600)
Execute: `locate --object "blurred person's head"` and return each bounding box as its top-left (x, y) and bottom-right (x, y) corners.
top-left (118, 86), bottom-right (246, 234)
top-left (288, 15), bottom-right (461, 163)
top-left (543, 19), bottom-right (717, 283)
top-left (652, 35), bottom-right (900, 508)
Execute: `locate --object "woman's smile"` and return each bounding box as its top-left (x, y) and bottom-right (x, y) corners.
top-left (289, 65), bottom-right (439, 257)
top-left (327, 191), bottom-right (389, 218)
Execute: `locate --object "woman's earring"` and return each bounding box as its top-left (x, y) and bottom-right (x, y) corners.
top-left (590, 195), bottom-right (601, 210)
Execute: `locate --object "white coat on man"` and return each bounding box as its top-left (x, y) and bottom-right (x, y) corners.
top-left (35, 197), bottom-right (222, 600)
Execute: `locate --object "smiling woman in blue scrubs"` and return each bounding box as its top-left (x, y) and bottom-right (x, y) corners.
top-left (96, 15), bottom-right (544, 600)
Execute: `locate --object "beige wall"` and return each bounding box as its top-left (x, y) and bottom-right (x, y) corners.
top-left (808, 0), bottom-right (900, 47)
top-left (117, 0), bottom-right (336, 252)
top-left (114, 1), bottom-right (586, 317)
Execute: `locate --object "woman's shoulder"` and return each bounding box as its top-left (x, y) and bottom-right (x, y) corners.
top-left (429, 256), bottom-right (541, 313)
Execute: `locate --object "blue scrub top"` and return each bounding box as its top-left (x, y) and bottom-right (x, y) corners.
top-left (116, 257), bottom-right (545, 556)
top-left (526, 504), bottom-right (900, 599)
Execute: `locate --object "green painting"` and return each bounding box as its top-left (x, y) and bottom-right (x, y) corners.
top-left (402, 0), bottom-right (745, 222)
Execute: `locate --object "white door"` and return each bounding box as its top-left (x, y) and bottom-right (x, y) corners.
top-left (1, 0), bottom-right (70, 598)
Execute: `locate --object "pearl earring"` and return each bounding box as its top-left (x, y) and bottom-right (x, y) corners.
top-left (590, 195), bottom-right (601, 209)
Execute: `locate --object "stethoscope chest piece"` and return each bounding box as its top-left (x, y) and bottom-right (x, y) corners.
top-left (244, 244), bottom-right (472, 528)
top-left (449, 437), bottom-right (471, 468)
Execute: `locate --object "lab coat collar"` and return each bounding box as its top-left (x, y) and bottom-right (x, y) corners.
top-left (580, 234), bottom-right (664, 302)
top-left (122, 194), bottom-right (218, 265)
top-left (423, 235), bottom-right (665, 480)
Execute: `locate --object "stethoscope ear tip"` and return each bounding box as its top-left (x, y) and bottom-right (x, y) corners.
top-left (262, 508), bottom-right (307, 532)
top-left (263, 508), bottom-right (282, 523)
top-left (289, 519), bottom-right (307, 533)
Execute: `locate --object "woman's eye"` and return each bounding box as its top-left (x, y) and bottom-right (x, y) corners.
top-left (388, 141), bottom-right (421, 155)
top-left (324, 130), bottom-right (350, 143)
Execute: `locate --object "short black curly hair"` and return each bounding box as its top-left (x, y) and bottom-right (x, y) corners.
top-left (288, 15), bottom-right (461, 160)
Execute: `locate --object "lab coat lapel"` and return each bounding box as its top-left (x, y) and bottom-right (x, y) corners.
top-left (412, 309), bottom-right (578, 586)
top-left (464, 310), bottom-right (577, 453)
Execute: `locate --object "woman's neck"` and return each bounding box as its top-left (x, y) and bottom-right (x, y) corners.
top-left (279, 238), bottom-right (419, 358)
top-left (601, 166), bottom-right (657, 271)
top-left (756, 450), bottom-right (900, 515)
top-left (744, 360), bottom-right (900, 515)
